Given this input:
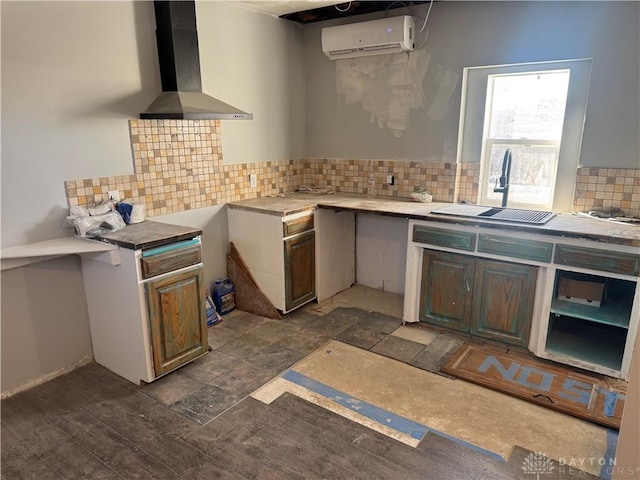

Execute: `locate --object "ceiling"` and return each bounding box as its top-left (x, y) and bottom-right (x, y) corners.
top-left (227, 1), bottom-right (429, 23)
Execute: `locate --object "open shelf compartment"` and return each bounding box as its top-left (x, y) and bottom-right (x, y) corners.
top-left (550, 270), bottom-right (635, 329)
top-left (545, 315), bottom-right (626, 371)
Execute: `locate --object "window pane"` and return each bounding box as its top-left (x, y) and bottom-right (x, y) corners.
top-left (488, 71), bottom-right (570, 140)
top-left (485, 144), bottom-right (558, 207)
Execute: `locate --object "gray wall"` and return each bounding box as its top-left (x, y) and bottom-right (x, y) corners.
top-left (1, 0), bottom-right (306, 248)
top-left (305, 1), bottom-right (640, 168)
top-left (1, 1), bottom-right (157, 247)
top-left (197, 2), bottom-right (307, 164)
top-left (1, 256), bottom-right (93, 395)
top-left (0, 0), bottom-right (306, 394)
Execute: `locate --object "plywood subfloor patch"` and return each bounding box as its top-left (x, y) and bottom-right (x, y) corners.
top-left (254, 340), bottom-right (609, 477)
top-left (307, 284), bottom-right (403, 319)
top-left (390, 324), bottom-right (439, 346)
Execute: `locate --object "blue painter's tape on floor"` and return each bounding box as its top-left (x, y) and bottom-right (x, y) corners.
top-left (428, 429), bottom-right (505, 462)
top-left (281, 369), bottom-right (505, 462)
top-left (282, 369), bottom-right (428, 441)
top-left (599, 429), bottom-right (618, 480)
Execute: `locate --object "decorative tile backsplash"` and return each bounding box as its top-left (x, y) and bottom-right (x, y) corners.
top-left (65, 120), bottom-right (304, 217)
top-left (454, 163), bottom-right (480, 204)
top-left (300, 158), bottom-right (457, 201)
top-left (65, 119), bottom-right (640, 219)
top-left (573, 167), bottom-right (640, 218)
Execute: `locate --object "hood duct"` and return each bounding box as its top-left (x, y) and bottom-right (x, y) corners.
top-left (141, 1), bottom-right (252, 120)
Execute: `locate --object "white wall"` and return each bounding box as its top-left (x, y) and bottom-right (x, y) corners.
top-left (356, 214), bottom-right (408, 295)
top-left (304, 1), bottom-right (640, 168)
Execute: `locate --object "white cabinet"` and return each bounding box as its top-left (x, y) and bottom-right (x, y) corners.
top-left (227, 207), bottom-right (355, 313)
top-left (81, 238), bottom-right (208, 384)
top-left (536, 242), bottom-right (640, 379)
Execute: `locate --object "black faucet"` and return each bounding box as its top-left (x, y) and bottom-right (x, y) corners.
top-left (493, 149), bottom-right (512, 208)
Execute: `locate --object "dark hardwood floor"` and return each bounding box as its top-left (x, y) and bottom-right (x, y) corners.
top-left (2, 307), bottom-right (595, 479)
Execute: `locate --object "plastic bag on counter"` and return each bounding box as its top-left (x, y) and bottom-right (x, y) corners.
top-left (72, 211), bottom-right (126, 238)
top-left (63, 200), bottom-right (125, 237)
top-left (63, 201), bottom-right (114, 227)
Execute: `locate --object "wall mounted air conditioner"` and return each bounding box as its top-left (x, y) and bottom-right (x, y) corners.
top-left (322, 15), bottom-right (415, 60)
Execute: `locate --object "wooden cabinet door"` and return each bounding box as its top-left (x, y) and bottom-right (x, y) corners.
top-left (284, 231), bottom-right (316, 311)
top-left (471, 259), bottom-right (537, 346)
top-left (419, 250), bottom-right (475, 332)
top-left (146, 266), bottom-right (208, 377)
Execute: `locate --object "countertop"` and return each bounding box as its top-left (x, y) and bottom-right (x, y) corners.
top-left (227, 193), bottom-right (640, 247)
top-left (95, 220), bottom-right (202, 250)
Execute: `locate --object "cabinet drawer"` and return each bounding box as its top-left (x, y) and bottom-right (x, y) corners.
top-left (283, 215), bottom-right (314, 237)
top-left (478, 234), bottom-right (553, 263)
top-left (554, 244), bottom-right (640, 276)
top-left (141, 245), bottom-right (202, 279)
top-left (413, 225), bottom-right (476, 251)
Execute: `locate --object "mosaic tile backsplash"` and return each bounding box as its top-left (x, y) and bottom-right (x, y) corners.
top-left (65, 120), bottom-right (304, 217)
top-left (573, 167), bottom-right (640, 217)
top-left (65, 119), bottom-right (640, 219)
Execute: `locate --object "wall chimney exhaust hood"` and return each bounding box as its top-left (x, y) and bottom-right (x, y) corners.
top-left (141, 1), bottom-right (252, 120)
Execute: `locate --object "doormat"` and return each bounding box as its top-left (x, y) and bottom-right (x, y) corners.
top-left (442, 343), bottom-right (627, 430)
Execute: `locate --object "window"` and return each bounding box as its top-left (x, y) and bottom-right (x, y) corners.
top-left (457, 59), bottom-right (592, 212)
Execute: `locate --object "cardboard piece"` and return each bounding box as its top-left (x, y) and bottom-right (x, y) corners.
top-left (558, 276), bottom-right (605, 307)
top-left (227, 242), bottom-right (282, 320)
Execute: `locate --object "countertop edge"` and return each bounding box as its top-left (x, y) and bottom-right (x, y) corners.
top-left (95, 220), bottom-right (203, 250)
top-left (94, 231), bottom-right (203, 251)
top-left (227, 195), bottom-right (640, 248)
top-left (226, 202), bottom-right (317, 217)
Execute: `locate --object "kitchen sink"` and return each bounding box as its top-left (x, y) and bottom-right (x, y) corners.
top-left (430, 204), bottom-right (555, 225)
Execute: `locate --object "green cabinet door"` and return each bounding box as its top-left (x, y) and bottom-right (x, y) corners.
top-left (146, 266), bottom-right (208, 377)
top-left (419, 250), bottom-right (475, 332)
top-left (471, 259), bottom-right (537, 347)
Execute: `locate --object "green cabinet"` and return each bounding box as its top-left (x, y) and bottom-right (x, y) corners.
top-left (419, 249), bottom-right (537, 347)
top-left (471, 259), bottom-right (537, 346)
top-left (146, 266), bottom-right (208, 377)
top-left (419, 250), bottom-right (474, 332)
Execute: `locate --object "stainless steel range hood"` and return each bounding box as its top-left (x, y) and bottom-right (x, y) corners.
top-left (141, 1), bottom-right (252, 120)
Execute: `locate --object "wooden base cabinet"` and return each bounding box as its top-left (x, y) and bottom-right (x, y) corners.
top-left (227, 206), bottom-right (356, 313)
top-left (407, 219), bottom-right (640, 378)
top-left (228, 208), bottom-right (317, 313)
top-left (82, 239), bottom-right (208, 384)
top-left (419, 249), bottom-right (537, 347)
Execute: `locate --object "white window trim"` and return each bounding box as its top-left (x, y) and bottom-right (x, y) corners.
top-left (457, 59), bottom-right (592, 212)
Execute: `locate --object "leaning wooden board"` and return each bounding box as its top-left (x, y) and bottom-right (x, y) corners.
top-left (442, 343), bottom-right (626, 430)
